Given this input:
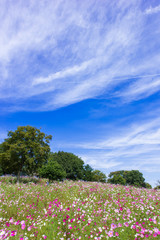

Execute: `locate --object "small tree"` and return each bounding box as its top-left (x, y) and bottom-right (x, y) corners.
top-left (0, 126), bottom-right (52, 182)
top-left (92, 170), bottom-right (106, 183)
top-left (39, 161), bottom-right (66, 182)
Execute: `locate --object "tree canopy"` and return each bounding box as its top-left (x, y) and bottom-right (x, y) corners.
top-left (108, 174), bottom-right (126, 185)
top-left (39, 160), bottom-right (66, 182)
top-left (108, 170), bottom-right (151, 188)
top-left (92, 170), bottom-right (106, 183)
top-left (83, 164), bottom-right (94, 181)
top-left (0, 126), bottom-right (52, 181)
top-left (49, 151), bottom-right (84, 180)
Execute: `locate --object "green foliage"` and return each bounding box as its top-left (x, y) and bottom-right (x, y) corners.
top-left (83, 164), bottom-right (93, 181)
top-left (39, 160), bottom-right (66, 182)
top-left (0, 126), bottom-right (52, 180)
top-left (92, 170), bottom-right (106, 183)
top-left (125, 170), bottom-right (145, 187)
top-left (108, 170), bottom-right (146, 187)
top-left (0, 167), bottom-right (3, 176)
top-left (108, 174), bottom-right (126, 185)
top-left (49, 151), bottom-right (84, 180)
top-left (144, 182), bottom-right (152, 189)
top-left (108, 170), bottom-right (126, 178)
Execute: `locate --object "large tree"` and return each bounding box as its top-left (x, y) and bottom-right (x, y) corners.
top-left (0, 126), bottom-right (52, 181)
top-left (49, 151), bottom-right (84, 180)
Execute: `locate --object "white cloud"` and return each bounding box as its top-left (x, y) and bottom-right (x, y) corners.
top-left (0, 0), bottom-right (160, 110)
top-left (70, 117), bottom-right (160, 149)
top-left (80, 154), bottom-right (122, 170)
top-left (61, 116), bottom-right (160, 175)
top-left (33, 59), bottom-right (96, 85)
top-left (116, 76), bottom-right (160, 102)
top-left (145, 5), bottom-right (160, 15)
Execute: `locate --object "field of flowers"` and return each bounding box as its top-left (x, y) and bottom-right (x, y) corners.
top-left (0, 178), bottom-right (160, 240)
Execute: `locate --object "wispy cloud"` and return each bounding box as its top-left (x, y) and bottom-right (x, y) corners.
top-left (32, 59), bottom-right (96, 85)
top-left (145, 5), bottom-right (160, 15)
top-left (0, 0), bottom-right (160, 111)
top-left (115, 74), bottom-right (160, 100)
top-left (70, 117), bottom-right (160, 149)
top-left (60, 115), bottom-right (160, 179)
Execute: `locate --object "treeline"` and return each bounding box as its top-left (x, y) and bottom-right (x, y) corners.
top-left (0, 126), bottom-right (106, 183)
top-left (0, 126), bottom-right (154, 188)
top-left (39, 151), bottom-right (106, 182)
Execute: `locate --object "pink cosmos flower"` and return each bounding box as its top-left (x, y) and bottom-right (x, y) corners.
top-left (27, 226), bottom-right (31, 231)
top-left (108, 231), bottom-right (114, 237)
top-left (154, 228), bottom-right (159, 233)
top-left (118, 223), bottom-right (122, 227)
top-left (124, 222), bottom-right (129, 227)
top-left (111, 223), bottom-right (117, 229)
top-left (10, 231), bottom-right (16, 236)
top-left (21, 224), bottom-right (26, 230)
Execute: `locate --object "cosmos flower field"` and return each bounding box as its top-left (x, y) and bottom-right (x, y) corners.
top-left (0, 179), bottom-right (160, 240)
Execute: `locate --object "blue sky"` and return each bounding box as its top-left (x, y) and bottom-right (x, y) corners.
top-left (0, 0), bottom-right (160, 187)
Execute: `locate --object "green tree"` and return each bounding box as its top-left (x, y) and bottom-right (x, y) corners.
top-left (39, 160), bottom-right (66, 182)
top-left (144, 182), bottom-right (152, 189)
top-left (50, 151), bottom-right (84, 180)
top-left (108, 174), bottom-right (126, 185)
top-left (108, 170), bottom-right (127, 179)
top-left (0, 126), bottom-right (52, 182)
top-left (125, 170), bottom-right (145, 187)
top-left (83, 164), bottom-right (93, 181)
top-left (92, 170), bottom-right (106, 183)
top-left (108, 170), bottom-right (146, 187)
